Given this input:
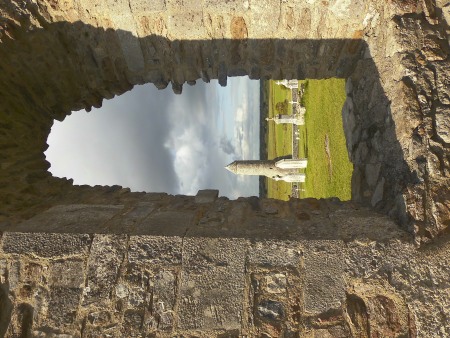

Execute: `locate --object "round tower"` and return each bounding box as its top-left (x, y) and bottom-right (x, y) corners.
top-left (225, 160), bottom-right (307, 182)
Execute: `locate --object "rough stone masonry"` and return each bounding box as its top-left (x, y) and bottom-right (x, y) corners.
top-left (0, 0), bottom-right (449, 336)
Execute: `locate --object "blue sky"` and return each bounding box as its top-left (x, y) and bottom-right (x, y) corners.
top-left (45, 77), bottom-right (260, 199)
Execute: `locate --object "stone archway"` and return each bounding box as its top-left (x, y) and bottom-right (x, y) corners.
top-left (0, 0), bottom-right (449, 336)
top-left (1, 0), bottom-right (448, 242)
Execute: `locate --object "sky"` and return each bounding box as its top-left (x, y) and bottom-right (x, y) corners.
top-left (45, 77), bottom-right (260, 199)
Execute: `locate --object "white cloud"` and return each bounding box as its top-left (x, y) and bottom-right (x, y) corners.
top-left (46, 78), bottom-right (260, 199)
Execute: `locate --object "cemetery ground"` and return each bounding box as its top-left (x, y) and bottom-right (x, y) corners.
top-left (265, 79), bottom-right (353, 201)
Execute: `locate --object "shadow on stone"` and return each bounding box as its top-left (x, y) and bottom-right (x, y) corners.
top-left (0, 20), bottom-right (413, 235)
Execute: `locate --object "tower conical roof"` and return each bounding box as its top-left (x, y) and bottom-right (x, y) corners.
top-left (225, 161), bottom-right (238, 173)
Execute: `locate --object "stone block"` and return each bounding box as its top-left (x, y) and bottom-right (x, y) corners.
top-left (167, 0), bottom-right (202, 11)
top-left (365, 163), bottom-right (381, 188)
top-left (195, 189), bottom-right (219, 204)
top-left (125, 202), bottom-right (156, 221)
top-left (342, 97), bottom-right (355, 145)
top-left (203, 0), bottom-right (244, 11)
top-left (436, 62), bottom-right (450, 105)
top-left (130, 0), bottom-right (166, 12)
top-left (312, 327), bottom-right (349, 338)
top-left (345, 78), bottom-right (353, 95)
top-left (230, 16), bottom-right (248, 39)
top-left (128, 235), bottom-right (183, 266)
top-left (79, 0), bottom-right (130, 14)
top-left (249, 0), bottom-right (281, 37)
top-left (371, 177), bottom-right (385, 207)
top-left (218, 63), bottom-right (228, 86)
top-left (115, 28), bottom-right (145, 72)
top-left (249, 66), bottom-right (261, 79)
top-left (134, 211), bottom-right (194, 236)
top-left (12, 204), bottom-right (123, 233)
top-left (263, 273), bottom-right (287, 294)
top-left (303, 240), bottom-right (345, 315)
top-left (351, 166), bottom-right (363, 202)
top-left (83, 235), bottom-right (127, 306)
top-left (125, 283), bottom-right (147, 308)
top-left (167, 12), bottom-right (206, 39)
top-left (2, 233), bottom-right (91, 258)
top-left (248, 240), bottom-right (302, 268)
top-left (144, 70), bottom-right (166, 84)
top-left (8, 260), bottom-right (20, 291)
top-left (227, 68), bottom-right (247, 77)
top-left (171, 82), bottom-right (183, 94)
top-left (256, 299), bottom-right (285, 321)
top-left (48, 287), bottom-right (82, 326)
top-left (0, 259), bottom-right (6, 284)
top-left (140, 269), bottom-right (177, 331)
top-left (435, 106), bottom-right (450, 144)
top-left (105, 202), bottom-right (156, 232)
top-left (50, 260), bottom-right (85, 288)
top-left (83, 310), bottom-right (119, 337)
top-left (87, 310), bottom-right (114, 327)
top-left (22, 261), bottom-right (46, 284)
top-left (141, 192), bottom-right (168, 201)
top-left (121, 309), bottom-right (144, 336)
top-left (178, 237), bottom-right (247, 330)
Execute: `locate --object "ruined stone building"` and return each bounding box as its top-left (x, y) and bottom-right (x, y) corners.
top-left (266, 112), bottom-right (305, 126)
top-left (276, 80), bottom-right (299, 89)
top-left (0, 0), bottom-right (450, 336)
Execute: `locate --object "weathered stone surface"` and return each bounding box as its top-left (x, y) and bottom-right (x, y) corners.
top-left (50, 260), bottom-right (85, 288)
top-left (264, 273), bottom-right (287, 294)
top-left (248, 240), bottom-right (302, 268)
top-left (130, 0), bottom-right (166, 12)
top-left (365, 163), bottom-right (381, 188)
top-left (82, 234), bottom-right (127, 306)
top-left (104, 202), bottom-right (156, 233)
top-left (1, 233), bottom-right (91, 257)
top-left (248, 268), bottom-right (302, 336)
top-left (48, 287), bottom-right (82, 326)
top-left (7, 260), bottom-right (20, 291)
top-left (0, 259), bottom-right (7, 284)
top-left (127, 235), bottom-right (182, 266)
top-left (256, 299), bottom-right (284, 321)
top-left (371, 177), bottom-right (385, 207)
top-left (11, 205), bottom-right (123, 233)
top-left (133, 211), bottom-right (194, 236)
top-left (178, 237), bottom-right (247, 330)
top-left (303, 240), bottom-right (345, 315)
top-left (150, 270), bottom-right (177, 330)
top-left (195, 189), bottom-right (219, 203)
top-left (435, 106), bottom-right (450, 144)
top-left (0, 0), bottom-right (450, 336)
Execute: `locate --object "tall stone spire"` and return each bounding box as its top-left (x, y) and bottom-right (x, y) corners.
top-left (225, 159), bottom-right (307, 182)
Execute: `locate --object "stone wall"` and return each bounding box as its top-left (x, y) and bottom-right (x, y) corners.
top-left (0, 194), bottom-right (439, 337)
top-left (0, 0), bottom-right (450, 336)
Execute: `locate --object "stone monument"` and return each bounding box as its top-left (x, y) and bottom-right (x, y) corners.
top-left (276, 79), bottom-right (299, 89)
top-left (266, 111), bottom-right (305, 125)
top-left (226, 159), bottom-right (307, 182)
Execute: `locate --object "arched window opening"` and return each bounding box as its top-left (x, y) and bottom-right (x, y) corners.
top-left (46, 76), bottom-right (352, 202)
top-left (45, 77), bottom-right (260, 199)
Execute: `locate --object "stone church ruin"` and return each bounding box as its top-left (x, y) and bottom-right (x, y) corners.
top-left (0, 0), bottom-right (449, 336)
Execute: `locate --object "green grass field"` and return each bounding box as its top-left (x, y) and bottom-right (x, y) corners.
top-left (266, 81), bottom-right (293, 201)
top-left (266, 79), bottom-right (353, 201)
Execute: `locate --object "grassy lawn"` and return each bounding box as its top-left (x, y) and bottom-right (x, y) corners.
top-left (266, 79), bottom-right (353, 201)
top-left (266, 81), bottom-right (293, 201)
